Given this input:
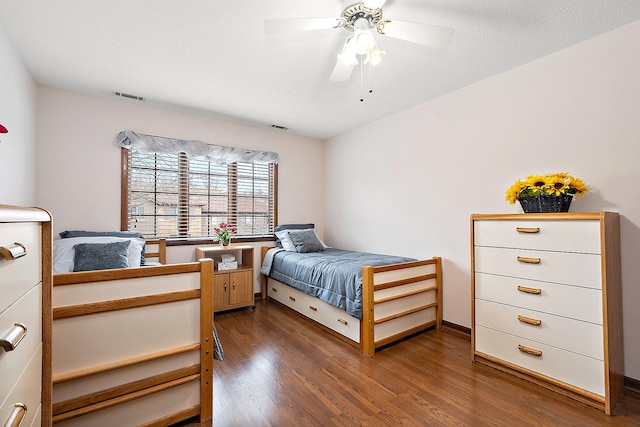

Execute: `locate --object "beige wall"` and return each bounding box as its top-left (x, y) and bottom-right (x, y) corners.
top-left (324, 20), bottom-right (640, 379)
top-left (0, 26), bottom-right (37, 205)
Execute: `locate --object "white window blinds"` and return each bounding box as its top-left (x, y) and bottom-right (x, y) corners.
top-left (121, 131), bottom-right (277, 239)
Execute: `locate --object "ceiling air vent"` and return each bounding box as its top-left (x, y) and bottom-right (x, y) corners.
top-left (115, 92), bottom-right (144, 101)
top-left (271, 124), bottom-right (288, 131)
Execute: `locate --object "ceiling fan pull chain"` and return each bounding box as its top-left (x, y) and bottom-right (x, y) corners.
top-left (369, 61), bottom-right (374, 94)
top-left (360, 56), bottom-right (364, 102)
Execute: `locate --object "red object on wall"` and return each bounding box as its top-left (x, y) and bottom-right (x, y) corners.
top-left (0, 124), bottom-right (7, 133)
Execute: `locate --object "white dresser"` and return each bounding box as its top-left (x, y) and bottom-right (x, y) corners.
top-left (0, 205), bottom-right (52, 426)
top-left (471, 212), bottom-right (623, 415)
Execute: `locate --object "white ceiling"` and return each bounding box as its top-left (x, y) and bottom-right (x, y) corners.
top-left (1, 1), bottom-right (639, 140)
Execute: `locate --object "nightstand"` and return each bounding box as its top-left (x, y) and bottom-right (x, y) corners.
top-left (195, 245), bottom-right (255, 313)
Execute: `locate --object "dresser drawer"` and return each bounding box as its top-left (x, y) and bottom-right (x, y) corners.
top-left (267, 279), bottom-right (304, 312)
top-left (0, 222), bottom-right (42, 312)
top-left (473, 219), bottom-right (601, 253)
top-left (301, 295), bottom-right (360, 343)
top-left (0, 345), bottom-right (42, 427)
top-left (0, 284), bottom-right (42, 402)
top-left (475, 299), bottom-right (603, 360)
top-left (475, 273), bottom-right (602, 324)
top-left (475, 325), bottom-right (604, 396)
top-left (474, 246), bottom-right (602, 289)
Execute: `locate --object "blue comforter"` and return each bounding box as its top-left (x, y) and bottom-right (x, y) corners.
top-left (263, 248), bottom-right (415, 319)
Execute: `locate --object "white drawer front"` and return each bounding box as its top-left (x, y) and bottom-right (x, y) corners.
top-left (475, 299), bottom-right (603, 360)
top-left (267, 279), bottom-right (303, 312)
top-left (475, 326), bottom-right (604, 396)
top-left (475, 273), bottom-right (603, 324)
top-left (0, 345), bottom-right (42, 427)
top-left (0, 284), bottom-right (42, 402)
top-left (475, 246), bottom-right (602, 289)
top-left (474, 220), bottom-right (601, 254)
top-left (0, 222), bottom-right (42, 313)
top-left (301, 295), bottom-right (360, 343)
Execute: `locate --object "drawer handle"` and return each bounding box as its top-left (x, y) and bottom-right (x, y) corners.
top-left (309, 305), bottom-right (318, 311)
top-left (5, 403), bottom-right (27, 427)
top-left (518, 315), bottom-right (542, 326)
top-left (289, 296), bottom-right (296, 302)
top-left (518, 344), bottom-right (542, 357)
top-left (0, 323), bottom-right (28, 352)
top-left (271, 287), bottom-right (278, 292)
top-left (517, 285), bottom-right (542, 295)
top-left (517, 256), bottom-right (541, 264)
top-left (337, 318), bottom-right (348, 325)
top-left (516, 227), bottom-right (540, 234)
top-left (0, 242), bottom-right (27, 260)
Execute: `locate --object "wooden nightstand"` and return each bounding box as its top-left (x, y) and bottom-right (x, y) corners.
top-left (195, 245), bottom-right (255, 313)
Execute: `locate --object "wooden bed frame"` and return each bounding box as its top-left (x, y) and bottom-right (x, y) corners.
top-left (51, 239), bottom-right (214, 426)
top-left (261, 247), bottom-right (442, 356)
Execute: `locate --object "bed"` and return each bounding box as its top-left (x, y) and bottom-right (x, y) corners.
top-left (260, 225), bottom-right (442, 356)
top-left (50, 233), bottom-right (214, 427)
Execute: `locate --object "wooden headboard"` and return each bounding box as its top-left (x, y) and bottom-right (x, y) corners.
top-left (144, 238), bottom-right (167, 264)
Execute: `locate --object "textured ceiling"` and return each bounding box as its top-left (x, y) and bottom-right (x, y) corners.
top-left (1, 1), bottom-right (639, 140)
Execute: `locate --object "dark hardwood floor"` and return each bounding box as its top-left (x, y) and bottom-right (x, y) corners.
top-left (209, 300), bottom-right (640, 426)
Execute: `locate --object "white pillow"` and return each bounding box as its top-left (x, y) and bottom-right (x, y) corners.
top-left (275, 229), bottom-right (329, 252)
top-left (53, 236), bottom-right (145, 273)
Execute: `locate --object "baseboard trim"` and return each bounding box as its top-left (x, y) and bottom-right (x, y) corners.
top-left (625, 376), bottom-right (640, 394)
top-left (441, 320), bottom-right (471, 341)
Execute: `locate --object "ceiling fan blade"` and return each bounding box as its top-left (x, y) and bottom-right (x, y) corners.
top-left (363, 0), bottom-right (388, 8)
top-left (330, 57), bottom-right (355, 82)
top-left (379, 20), bottom-right (454, 48)
top-left (264, 17), bottom-right (339, 35)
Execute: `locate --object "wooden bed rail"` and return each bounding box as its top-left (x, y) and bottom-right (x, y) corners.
top-left (362, 257), bottom-right (442, 357)
top-left (51, 258), bottom-right (214, 425)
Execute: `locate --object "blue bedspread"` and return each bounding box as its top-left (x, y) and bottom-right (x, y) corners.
top-left (265, 248), bottom-right (415, 320)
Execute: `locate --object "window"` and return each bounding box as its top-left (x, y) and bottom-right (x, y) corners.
top-left (122, 148), bottom-right (277, 240)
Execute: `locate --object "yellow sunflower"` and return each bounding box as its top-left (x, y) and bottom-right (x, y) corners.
top-left (547, 174), bottom-right (570, 196)
top-left (505, 180), bottom-right (527, 204)
top-left (524, 175), bottom-right (550, 195)
top-left (568, 177), bottom-right (590, 196)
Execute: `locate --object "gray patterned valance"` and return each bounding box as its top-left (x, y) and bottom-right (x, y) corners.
top-left (117, 130), bottom-right (279, 164)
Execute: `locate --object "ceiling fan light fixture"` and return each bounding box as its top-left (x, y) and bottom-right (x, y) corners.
top-left (365, 46), bottom-right (385, 65)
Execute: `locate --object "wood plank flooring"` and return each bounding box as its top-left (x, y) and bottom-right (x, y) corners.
top-left (209, 300), bottom-right (640, 426)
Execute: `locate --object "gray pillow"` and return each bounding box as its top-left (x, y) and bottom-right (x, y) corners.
top-left (73, 241), bottom-right (131, 272)
top-left (288, 229), bottom-right (324, 253)
top-left (273, 223), bottom-right (314, 248)
top-left (60, 230), bottom-right (147, 264)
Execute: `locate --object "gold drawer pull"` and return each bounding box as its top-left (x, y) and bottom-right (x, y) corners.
top-left (289, 296), bottom-right (296, 302)
top-left (0, 323), bottom-right (28, 352)
top-left (518, 315), bottom-right (542, 326)
top-left (0, 243), bottom-right (27, 260)
top-left (337, 318), bottom-right (348, 325)
top-left (5, 403), bottom-right (27, 427)
top-left (516, 227), bottom-right (540, 234)
top-left (518, 344), bottom-right (542, 357)
top-left (517, 256), bottom-right (541, 264)
top-left (271, 287), bottom-right (278, 292)
top-left (309, 305), bottom-right (318, 311)
top-left (517, 285), bottom-right (541, 295)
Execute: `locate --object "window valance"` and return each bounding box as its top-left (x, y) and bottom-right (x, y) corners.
top-left (117, 130), bottom-right (279, 164)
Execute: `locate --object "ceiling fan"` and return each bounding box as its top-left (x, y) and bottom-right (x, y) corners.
top-left (265, 1), bottom-right (454, 85)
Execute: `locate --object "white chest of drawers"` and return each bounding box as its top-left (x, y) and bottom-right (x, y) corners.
top-left (1, 205), bottom-right (52, 426)
top-left (471, 212), bottom-right (623, 415)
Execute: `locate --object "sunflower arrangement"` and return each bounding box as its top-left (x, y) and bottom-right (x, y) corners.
top-left (505, 172), bottom-right (589, 205)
